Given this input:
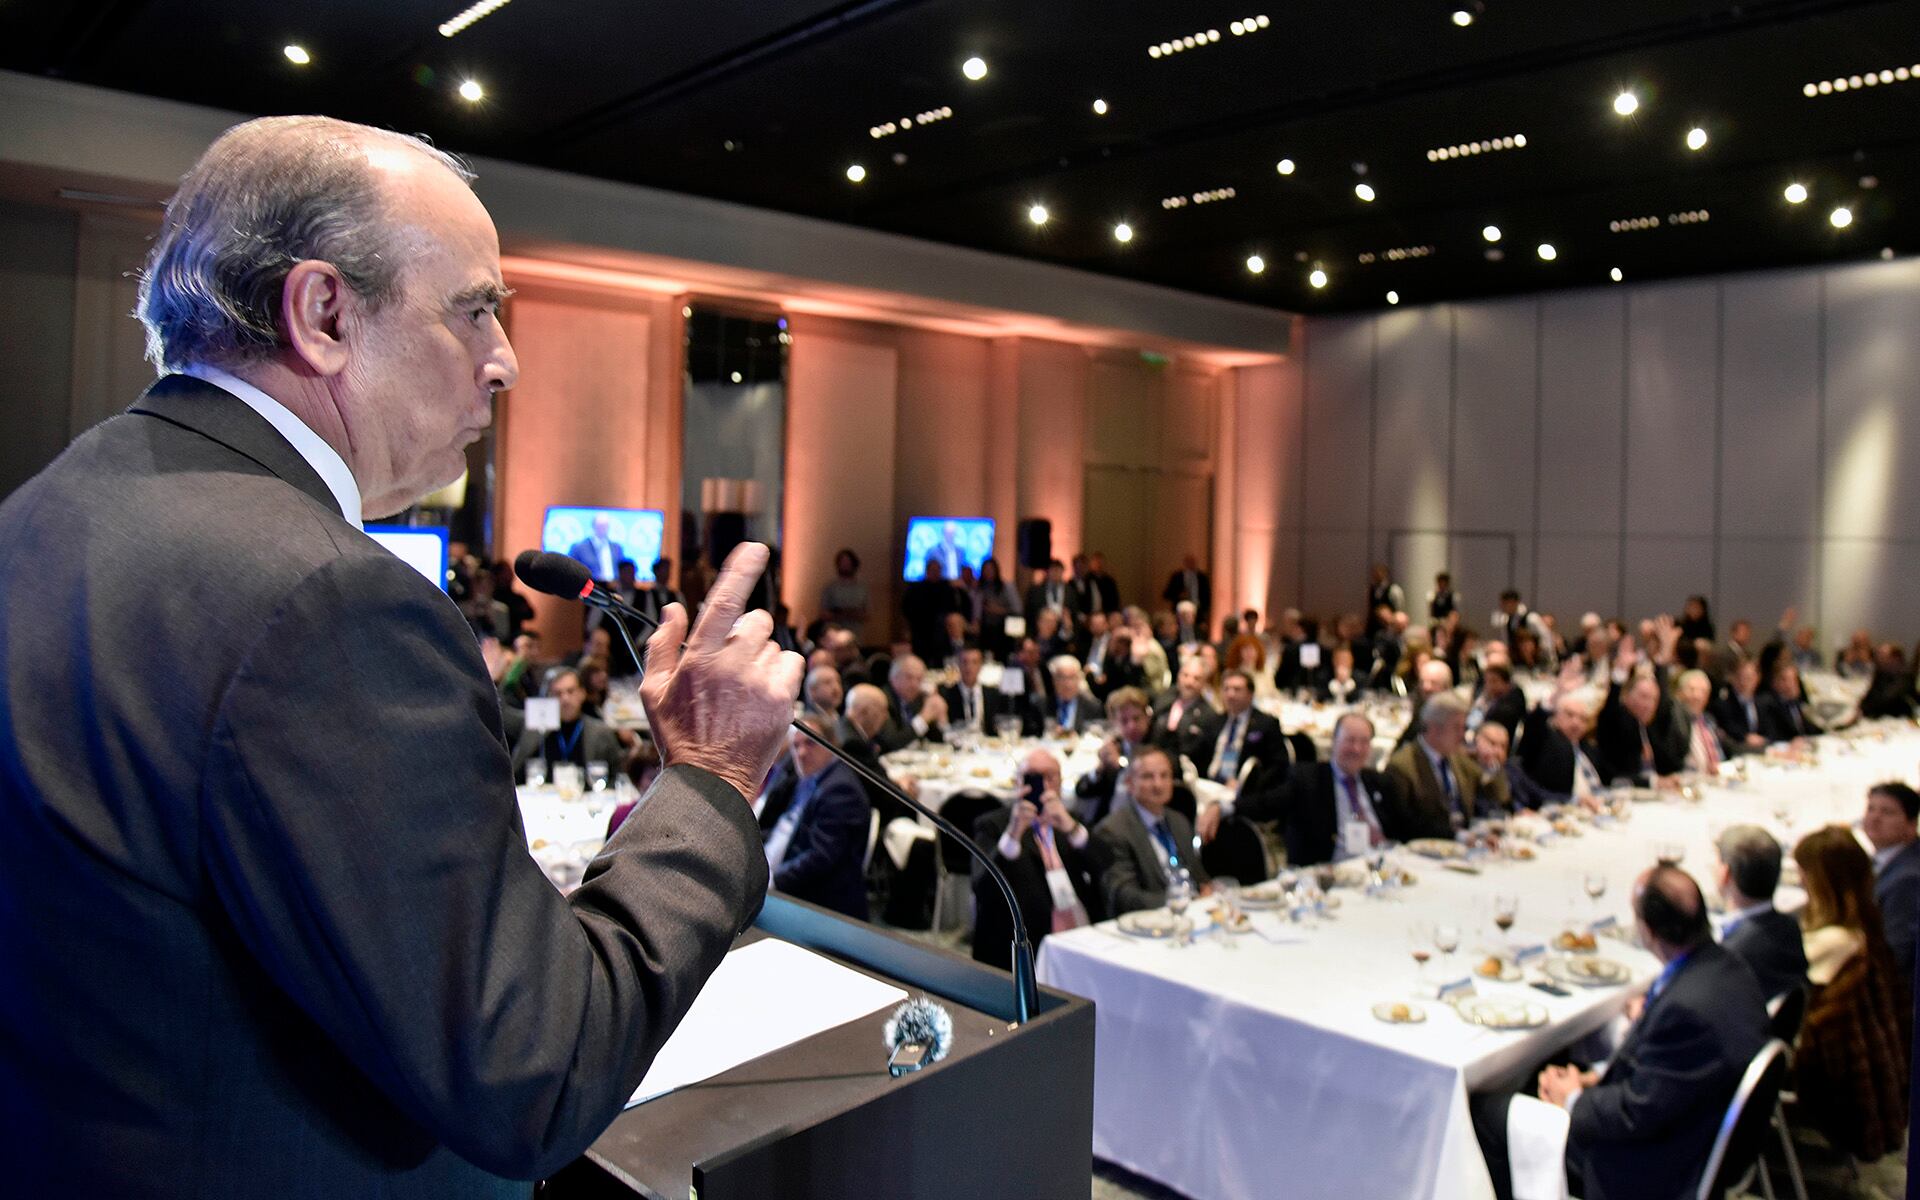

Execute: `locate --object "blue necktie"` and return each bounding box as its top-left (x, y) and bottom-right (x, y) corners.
top-left (1149, 820), bottom-right (1180, 869)
top-left (1439, 757), bottom-right (1461, 819)
top-left (1058, 701), bottom-right (1071, 727)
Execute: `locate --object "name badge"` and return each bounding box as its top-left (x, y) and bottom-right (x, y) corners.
top-left (1044, 866), bottom-right (1079, 911)
top-left (1587, 915), bottom-right (1618, 935)
top-left (1342, 820), bottom-right (1372, 860)
top-left (524, 697), bottom-right (561, 733)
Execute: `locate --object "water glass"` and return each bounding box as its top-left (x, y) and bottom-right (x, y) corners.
top-left (525, 759), bottom-right (548, 788)
top-left (587, 761), bottom-right (610, 792)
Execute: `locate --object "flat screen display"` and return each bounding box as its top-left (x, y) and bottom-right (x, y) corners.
top-left (365, 525), bottom-right (450, 592)
top-left (542, 506), bottom-right (666, 581)
top-left (902, 516), bottom-right (995, 581)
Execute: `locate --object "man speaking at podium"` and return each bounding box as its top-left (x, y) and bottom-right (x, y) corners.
top-left (0, 117), bottom-right (803, 1196)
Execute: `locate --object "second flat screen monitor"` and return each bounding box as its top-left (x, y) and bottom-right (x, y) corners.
top-left (543, 506), bottom-right (666, 581)
top-left (902, 516), bottom-right (994, 581)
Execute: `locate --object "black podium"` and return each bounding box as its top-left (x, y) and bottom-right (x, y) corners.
top-left (545, 895), bottom-right (1095, 1200)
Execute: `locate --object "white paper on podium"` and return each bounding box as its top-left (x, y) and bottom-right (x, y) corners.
top-left (625, 938), bottom-right (909, 1108)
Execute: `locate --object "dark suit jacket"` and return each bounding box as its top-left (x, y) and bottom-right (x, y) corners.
top-left (970, 806), bottom-right (1111, 969)
top-left (1875, 840), bottom-right (1920, 984)
top-left (770, 761), bottom-right (871, 920)
top-left (1516, 703), bottom-right (1606, 799)
top-left (0, 376), bottom-right (767, 1197)
top-left (1567, 943), bottom-right (1768, 1200)
top-left (938, 680), bottom-right (1009, 735)
top-left (1240, 764), bottom-right (1427, 865)
top-left (509, 714), bottom-right (627, 782)
top-left (877, 688), bottom-right (946, 752)
top-left (1022, 581), bottom-right (1069, 627)
top-left (1046, 689), bottom-right (1100, 734)
top-left (1711, 688), bottom-right (1768, 750)
top-left (1722, 907), bottom-right (1810, 1004)
top-left (1149, 694), bottom-right (1219, 768)
top-left (1596, 681), bottom-right (1690, 784)
top-left (1757, 689), bottom-right (1822, 742)
top-left (1160, 568), bottom-right (1212, 625)
top-left (1476, 687), bottom-right (1527, 742)
top-left (1094, 802), bottom-right (1210, 915)
top-left (901, 578), bottom-right (964, 665)
top-left (1190, 707), bottom-right (1289, 782)
top-left (566, 534), bottom-right (628, 581)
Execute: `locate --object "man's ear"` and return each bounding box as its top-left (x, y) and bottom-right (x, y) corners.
top-left (280, 260), bottom-right (353, 377)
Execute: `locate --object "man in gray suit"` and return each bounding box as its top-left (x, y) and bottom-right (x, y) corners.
top-left (1095, 744), bottom-right (1211, 915)
top-left (0, 116), bottom-right (802, 1198)
top-left (509, 667), bottom-right (628, 783)
top-left (1863, 781), bottom-right (1920, 982)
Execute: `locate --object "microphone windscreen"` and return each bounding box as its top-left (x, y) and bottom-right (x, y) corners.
top-left (882, 997), bottom-right (954, 1063)
top-left (514, 550), bottom-right (593, 599)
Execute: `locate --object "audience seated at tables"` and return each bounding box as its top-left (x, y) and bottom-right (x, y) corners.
top-left (1670, 668), bottom-right (1734, 776)
top-left (1836, 629), bottom-right (1876, 680)
top-left (1711, 658), bottom-right (1768, 753)
top-left (969, 556), bottom-right (1020, 657)
top-left (1047, 657), bottom-right (1098, 733)
top-left (1790, 825), bottom-right (1910, 1165)
top-left (1395, 658), bottom-right (1457, 749)
top-left (1470, 865), bottom-right (1768, 1200)
top-left (1859, 643), bottom-right (1919, 720)
top-left (1469, 662), bottom-right (1526, 743)
top-left (1712, 824), bottom-right (1808, 1003)
top-left (1075, 688), bottom-right (1159, 829)
top-left (1079, 610), bottom-right (1114, 686)
top-left (1172, 599), bottom-right (1203, 652)
top-left (1194, 669), bottom-right (1289, 787)
top-left (1065, 553), bottom-right (1107, 621)
top-left (972, 748), bottom-right (1111, 969)
top-left (508, 667), bottom-right (627, 784)
top-left (1469, 721), bottom-right (1516, 812)
top-left (1595, 669), bottom-right (1688, 787)
top-left (1388, 693), bottom-right (1502, 831)
top-left (1092, 631), bottom-right (1145, 701)
top-left (1024, 559), bottom-right (1070, 628)
top-left (1116, 605), bottom-right (1170, 693)
top-left (1513, 673), bottom-right (1608, 810)
top-left (938, 645), bottom-right (1005, 736)
top-left (1095, 745), bottom-right (1211, 915)
top-left (1491, 588), bottom-right (1557, 670)
top-left (1242, 712), bottom-right (1424, 865)
top-left (764, 715), bottom-right (873, 921)
top-left (839, 684), bottom-right (916, 824)
top-left (902, 557), bottom-right (966, 666)
top-left (877, 654), bottom-right (948, 752)
top-left (1758, 659), bottom-right (1823, 743)
top-left (1316, 643), bottom-right (1365, 704)
top-left (1033, 606), bottom-right (1077, 664)
top-left (803, 664), bottom-right (844, 721)
top-left (1162, 553), bottom-right (1212, 629)
top-left (1862, 780), bottom-right (1920, 984)
top-left (1148, 655), bottom-right (1219, 768)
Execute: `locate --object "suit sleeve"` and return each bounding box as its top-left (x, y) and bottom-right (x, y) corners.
top-left (772, 779), bottom-right (870, 895)
top-left (200, 554), bottom-right (767, 1179)
top-left (1568, 1006), bottom-right (1735, 1145)
top-left (1096, 824), bottom-right (1161, 915)
top-left (1880, 869), bottom-right (1919, 980)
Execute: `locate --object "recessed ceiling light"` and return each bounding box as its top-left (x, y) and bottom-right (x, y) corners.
top-left (1028, 203), bottom-right (1049, 225)
top-left (1482, 224), bottom-right (1502, 242)
top-left (1354, 182), bottom-right (1376, 202)
top-left (1276, 158), bottom-right (1296, 175)
top-left (1783, 182), bottom-right (1809, 205)
top-left (1308, 268), bottom-right (1329, 289)
top-left (457, 78), bottom-right (484, 102)
top-left (1613, 90), bottom-right (1639, 117)
top-left (962, 56), bottom-right (988, 81)
top-left (1092, 98), bottom-right (1109, 115)
top-left (1536, 242), bottom-right (1557, 261)
top-left (730, 371), bottom-right (743, 384)
top-left (283, 43), bottom-right (311, 65)
top-left (438, 0), bottom-right (513, 38)
top-left (845, 164), bottom-right (866, 183)
top-left (1246, 254), bottom-right (1267, 274)
top-left (1386, 289), bottom-right (1401, 304)
top-left (1452, 9), bottom-right (1473, 26)
top-left (1610, 267), bottom-right (1624, 282)
top-left (1685, 126), bottom-right (1708, 151)
top-left (1113, 222), bottom-right (1133, 243)
top-left (1829, 206), bottom-right (1853, 229)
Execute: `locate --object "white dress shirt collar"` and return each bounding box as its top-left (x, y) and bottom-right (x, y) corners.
top-left (182, 363), bottom-right (363, 529)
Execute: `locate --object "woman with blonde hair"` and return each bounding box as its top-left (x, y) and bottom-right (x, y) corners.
top-left (1791, 825), bottom-right (1909, 1164)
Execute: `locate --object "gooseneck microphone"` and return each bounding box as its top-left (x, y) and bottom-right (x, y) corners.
top-left (512, 550), bottom-right (1041, 1024)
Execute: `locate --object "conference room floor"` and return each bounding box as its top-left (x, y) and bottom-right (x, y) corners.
top-left (890, 928), bottom-right (1906, 1200)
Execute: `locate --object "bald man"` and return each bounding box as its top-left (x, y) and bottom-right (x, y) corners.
top-left (1471, 865), bottom-right (1767, 1200)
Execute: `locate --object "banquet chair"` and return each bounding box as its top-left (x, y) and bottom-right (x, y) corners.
top-left (1695, 1039), bottom-right (1791, 1200)
top-left (863, 809), bottom-right (881, 872)
top-left (1758, 990), bottom-right (1811, 1200)
top-left (930, 791), bottom-right (1005, 934)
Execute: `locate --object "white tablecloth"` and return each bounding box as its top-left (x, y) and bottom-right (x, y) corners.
top-left (1037, 723), bottom-right (1920, 1200)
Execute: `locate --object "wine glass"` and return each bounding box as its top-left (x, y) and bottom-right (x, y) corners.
top-left (1434, 923), bottom-right (1461, 979)
top-left (524, 759), bottom-right (548, 788)
top-left (587, 761), bottom-right (610, 792)
top-left (1165, 869), bottom-right (1194, 945)
top-left (1407, 921), bottom-right (1434, 989)
top-left (1654, 841), bottom-right (1685, 867)
top-left (1583, 872), bottom-right (1608, 925)
top-left (1493, 894), bottom-right (1519, 951)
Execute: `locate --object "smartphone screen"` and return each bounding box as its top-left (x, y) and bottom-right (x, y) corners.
top-left (1022, 771), bottom-right (1045, 807)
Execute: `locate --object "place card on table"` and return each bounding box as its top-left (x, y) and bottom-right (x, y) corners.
top-left (1419, 975), bottom-right (1476, 1001)
top-left (1586, 915), bottom-right (1618, 936)
top-left (525, 697), bottom-right (561, 733)
top-left (1512, 942), bottom-right (1549, 967)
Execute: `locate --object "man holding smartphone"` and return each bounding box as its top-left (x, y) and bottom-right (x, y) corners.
top-left (969, 749), bottom-right (1110, 969)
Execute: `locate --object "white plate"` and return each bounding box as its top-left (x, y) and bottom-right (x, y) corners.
top-left (1455, 996), bottom-right (1548, 1029)
top-left (1117, 911), bottom-right (1193, 939)
top-left (1545, 956), bottom-right (1630, 987)
top-left (1236, 882), bottom-right (1290, 909)
top-left (1471, 957), bottom-right (1524, 983)
top-left (1372, 1001), bottom-right (1427, 1024)
top-left (1408, 838), bottom-right (1465, 860)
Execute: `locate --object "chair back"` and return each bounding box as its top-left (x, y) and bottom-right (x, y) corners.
top-left (1695, 1039), bottom-right (1791, 1200)
top-left (863, 809), bottom-right (881, 871)
top-left (936, 791), bottom-right (1005, 873)
top-left (1766, 986), bottom-right (1806, 1045)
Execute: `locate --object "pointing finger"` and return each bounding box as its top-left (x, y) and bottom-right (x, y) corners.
top-left (687, 543), bottom-right (768, 653)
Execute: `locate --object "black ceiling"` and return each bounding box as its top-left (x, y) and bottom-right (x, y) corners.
top-left (6, 0), bottom-right (1919, 313)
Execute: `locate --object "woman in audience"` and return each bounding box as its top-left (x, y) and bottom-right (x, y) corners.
top-left (1859, 643), bottom-right (1917, 720)
top-left (1511, 628), bottom-right (1547, 674)
top-left (1122, 606), bottom-right (1171, 693)
top-left (1317, 644), bottom-right (1364, 704)
top-left (1225, 632), bottom-right (1282, 701)
top-left (1791, 825), bottom-right (1910, 1166)
top-left (971, 556), bottom-right (1019, 659)
top-left (1677, 594), bottom-right (1715, 643)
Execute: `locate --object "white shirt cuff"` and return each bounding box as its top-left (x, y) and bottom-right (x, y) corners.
top-left (1067, 823), bottom-right (1090, 851)
top-left (997, 830), bottom-right (1023, 861)
top-left (1560, 1086), bottom-right (1583, 1113)
top-left (911, 714), bottom-right (930, 737)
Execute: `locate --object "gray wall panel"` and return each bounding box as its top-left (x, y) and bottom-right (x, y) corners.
top-left (1450, 297), bottom-right (1539, 536)
top-left (1822, 259), bottom-right (1920, 540)
top-left (1370, 306), bottom-right (1453, 538)
top-left (1301, 316), bottom-right (1375, 534)
top-left (1537, 291), bottom-right (1626, 536)
top-left (1623, 536), bottom-right (1714, 626)
top-left (1625, 283), bottom-right (1718, 537)
top-left (1535, 535), bottom-right (1619, 625)
top-left (1720, 272), bottom-right (1819, 541)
